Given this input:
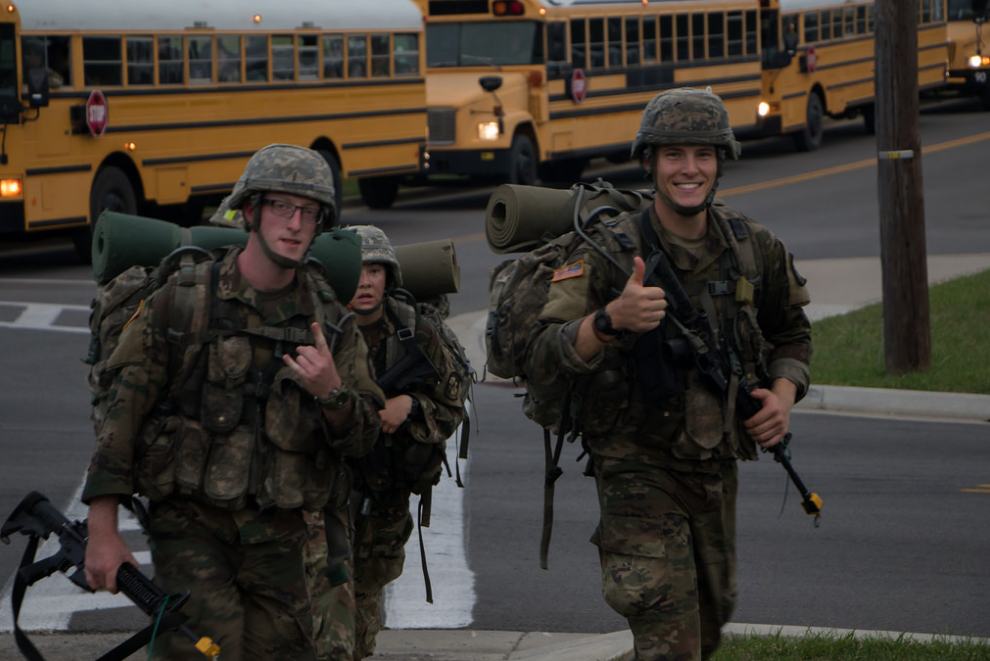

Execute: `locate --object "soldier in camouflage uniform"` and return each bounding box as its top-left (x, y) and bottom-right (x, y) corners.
top-left (309, 225), bottom-right (466, 661)
top-left (523, 89), bottom-right (812, 661)
top-left (82, 144), bottom-right (385, 661)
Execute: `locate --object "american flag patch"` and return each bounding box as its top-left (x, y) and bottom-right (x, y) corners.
top-left (552, 260), bottom-right (584, 282)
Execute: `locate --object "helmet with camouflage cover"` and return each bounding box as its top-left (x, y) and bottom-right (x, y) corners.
top-left (224, 143), bottom-right (338, 234)
top-left (631, 87), bottom-right (741, 165)
top-left (348, 224), bottom-right (403, 287)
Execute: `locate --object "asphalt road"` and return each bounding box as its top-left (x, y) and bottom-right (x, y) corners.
top-left (0, 95), bottom-right (987, 640)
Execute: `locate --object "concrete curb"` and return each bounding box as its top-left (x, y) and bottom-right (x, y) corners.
top-left (798, 385), bottom-right (990, 423)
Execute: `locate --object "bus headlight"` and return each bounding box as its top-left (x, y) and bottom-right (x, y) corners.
top-left (758, 101), bottom-right (770, 117)
top-left (1, 178), bottom-right (22, 197)
top-left (477, 121), bottom-right (500, 142)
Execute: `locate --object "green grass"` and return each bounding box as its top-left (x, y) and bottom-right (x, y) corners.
top-left (810, 268), bottom-right (990, 395)
top-left (709, 630), bottom-right (990, 661)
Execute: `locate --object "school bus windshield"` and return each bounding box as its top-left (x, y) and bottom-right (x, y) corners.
top-left (426, 21), bottom-right (543, 67)
top-left (0, 23), bottom-right (18, 120)
top-left (947, 0), bottom-right (983, 20)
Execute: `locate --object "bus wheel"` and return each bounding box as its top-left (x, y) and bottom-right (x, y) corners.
top-left (508, 135), bottom-right (538, 186)
top-left (78, 166), bottom-right (137, 263)
top-left (862, 103), bottom-right (876, 135)
top-left (539, 158), bottom-right (585, 184)
top-left (317, 150), bottom-right (344, 220)
top-left (358, 176), bottom-right (400, 209)
top-left (793, 93), bottom-right (824, 152)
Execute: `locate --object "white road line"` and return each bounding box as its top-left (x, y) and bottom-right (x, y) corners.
top-left (384, 419), bottom-right (475, 629)
top-left (0, 302), bottom-right (90, 334)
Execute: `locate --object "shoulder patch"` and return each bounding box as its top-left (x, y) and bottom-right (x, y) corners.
top-left (551, 260), bottom-right (584, 282)
top-left (122, 298), bottom-right (145, 331)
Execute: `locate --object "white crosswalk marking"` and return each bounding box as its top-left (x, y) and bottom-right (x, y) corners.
top-left (0, 302), bottom-right (90, 334)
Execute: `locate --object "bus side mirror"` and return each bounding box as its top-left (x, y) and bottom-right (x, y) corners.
top-left (25, 70), bottom-right (50, 108)
top-left (479, 75), bottom-right (503, 93)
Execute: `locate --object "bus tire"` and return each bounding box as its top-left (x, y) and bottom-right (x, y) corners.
top-left (792, 93), bottom-right (824, 152)
top-left (508, 134), bottom-right (538, 186)
top-left (80, 166), bottom-right (137, 263)
top-left (358, 176), bottom-right (400, 209)
top-left (862, 103), bottom-right (876, 135)
top-left (316, 149), bottom-right (344, 221)
top-left (539, 158), bottom-right (585, 184)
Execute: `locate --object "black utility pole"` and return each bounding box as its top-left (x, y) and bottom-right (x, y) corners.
top-left (874, 0), bottom-right (931, 375)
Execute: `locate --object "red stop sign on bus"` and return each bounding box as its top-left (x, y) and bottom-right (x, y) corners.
top-left (85, 91), bottom-right (108, 137)
top-left (571, 68), bottom-right (587, 104)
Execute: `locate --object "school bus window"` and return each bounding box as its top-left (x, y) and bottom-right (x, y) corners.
top-left (589, 18), bottom-right (605, 68)
top-left (727, 12), bottom-right (743, 56)
top-left (218, 35), bottom-right (241, 83)
top-left (322, 34), bottom-right (344, 78)
top-left (855, 6), bottom-right (866, 33)
top-left (126, 36), bottom-right (154, 86)
top-left (833, 9), bottom-right (843, 39)
top-left (844, 6), bottom-right (855, 35)
top-left (607, 17), bottom-right (621, 67)
top-left (46, 37), bottom-right (71, 88)
top-left (803, 11), bottom-right (818, 43)
top-left (626, 16), bottom-right (641, 66)
top-left (188, 36), bottom-right (213, 84)
top-left (546, 22), bottom-right (567, 63)
top-left (676, 14), bottom-right (689, 61)
top-left (83, 37), bottom-right (122, 86)
top-left (272, 35), bottom-right (294, 81)
top-left (158, 36), bottom-right (183, 84)
top-left (299, 35), bottom-right (319, 80)
top-left (348, 35), bottom-right (367, 78)
top-left (245, 35), bottom-right (268, 81)
top-left (930, 0), bottom-right (942, 23)
top-left (394, 33), bottom-right (419, 75)
top-left (819, 11), bottom-right (831, 39)
top-left (571, 18), bottom-right (587, 69)
top-left (643, 16), bottom-right (657, 63)
top-left (745, 10), bottom-right (758, 54)
top-left (660, 15), bottom-right (673, 62)
top-left (371, 34), bottom-right (390, 77)
top-left (868, 5), bottom-right (875, 31)
top-left (692, 14), bottom-right (706, 60)
top-left (709, 13), bottom-right (725, 59)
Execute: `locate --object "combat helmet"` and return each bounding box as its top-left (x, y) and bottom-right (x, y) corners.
top-left (221, 143), bottom-right (338, 234)
top-left (631, 87), bottom-right (741, 165)
top-left (348, 224), bottom-right (403, 287)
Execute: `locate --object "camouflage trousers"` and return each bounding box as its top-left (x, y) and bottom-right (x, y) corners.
top-left (304, 507), bottom-right (357, 661)
top-left (352, 490), bottom-right (415, 660)
top-left (591, 456), bottom-right (738, 661)
top-left (147, 499), bottom-right (316, 661)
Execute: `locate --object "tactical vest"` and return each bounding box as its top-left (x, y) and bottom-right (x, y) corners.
top-left (132, 251), bottom-right (350, 512)
top-left (577, 204), bottom-right (767, 462)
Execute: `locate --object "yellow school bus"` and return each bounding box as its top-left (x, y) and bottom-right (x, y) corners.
top-left (752, 0), bottom-right (949, 151)
top-left (0, 0), bottom-right (426, 260)
top-left (945, 0), bottom-right (989, 109)
top-left (409, 0), bottom-right (766, 193)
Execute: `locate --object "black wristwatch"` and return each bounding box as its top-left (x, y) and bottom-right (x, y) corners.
top-left (593, 307), bottom-right (624, 339)
top-left (316, 386), bottom-right (351, 411)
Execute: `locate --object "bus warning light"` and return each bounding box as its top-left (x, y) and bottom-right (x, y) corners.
top-left (1, 179), bottom-right (22, 197)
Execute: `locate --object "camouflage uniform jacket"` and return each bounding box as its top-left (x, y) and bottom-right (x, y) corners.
top-left (353, 295), bottom-right (466, 496)
top-left (524, 204), bottom-right (811, 472)
top-left (82, 247), bottom-right (384, 535)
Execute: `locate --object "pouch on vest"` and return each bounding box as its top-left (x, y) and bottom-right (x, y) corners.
top-left (265, 365), bottom-right (322, 454)
top-left (203, 428), bottom-right (253, 506)
top-left (201, 336), bottom-right (251, 434)
top-left (174, 418), bottom-right (209, 495)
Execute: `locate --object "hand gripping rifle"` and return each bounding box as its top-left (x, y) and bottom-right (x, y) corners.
top-left (631, 214), bottom-right (823, 525)
top-left (1, 491), bottom-right (220, 661)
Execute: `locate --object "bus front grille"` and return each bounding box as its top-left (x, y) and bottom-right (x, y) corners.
top-left (428, 108), bottom-right (456, 146)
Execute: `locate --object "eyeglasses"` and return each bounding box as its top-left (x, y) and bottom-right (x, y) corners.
top-left (260, 198), bottom-right (323, 225)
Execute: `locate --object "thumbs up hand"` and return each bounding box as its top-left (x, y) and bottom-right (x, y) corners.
top-left (607, 256), bottom-right (667, 333)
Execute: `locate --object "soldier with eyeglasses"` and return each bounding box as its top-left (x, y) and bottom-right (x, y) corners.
top-left (83, 144), bottom-right (384, 660)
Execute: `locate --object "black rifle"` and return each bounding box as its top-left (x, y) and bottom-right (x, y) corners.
top-left (637, 216), bottom-right (823, 524)
top-left (1, 491), bottom-right (220, 661)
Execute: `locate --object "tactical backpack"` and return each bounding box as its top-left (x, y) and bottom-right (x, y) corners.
top-left (85, 247), bottom-right (216, 434)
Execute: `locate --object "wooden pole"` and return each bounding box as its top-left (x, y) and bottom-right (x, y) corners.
top-left (874, 0), bottom-right (931, 375)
